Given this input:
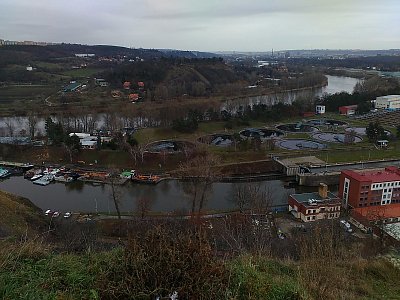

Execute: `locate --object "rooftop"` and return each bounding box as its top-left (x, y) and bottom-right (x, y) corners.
top-left (339, 105), bottom-right (358, 109)
top-left (377, 95), bottom-right (400, 101)
top-left (342, 167), bottom-right (400, 183)
top-left (63, 82), bottom-right (81, 91)
top-left (291, 191), bottom-right (340, 207)
top-left (278, 156), bottom-right (325, 167)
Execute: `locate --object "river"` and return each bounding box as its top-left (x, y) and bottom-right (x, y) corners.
top-left (0, 75), bottom-right (359, 135)
top-left (222, 75), bottom-right (359, 110)
top-left (0, 176), bottom-right (302, 213)
top-left (0, 75), bottom-right (357, 213)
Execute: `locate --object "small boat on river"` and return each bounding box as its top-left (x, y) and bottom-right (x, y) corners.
top-left (33, 174), bottom-right (55, 186)
top-left (0, 168), bottom-right (11, 179)
top-left (54, 175), bottom-right (74, 183)
top-left (132, 174), bottom-right (162, 184)
top-left (30, 174), bottom-right (43, 181)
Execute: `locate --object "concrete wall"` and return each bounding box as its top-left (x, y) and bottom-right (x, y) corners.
top-left (297, 172), bottom-right (340, 186)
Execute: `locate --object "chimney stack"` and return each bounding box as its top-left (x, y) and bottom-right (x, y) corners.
top-left (318, 183), bottom-right (328, 198)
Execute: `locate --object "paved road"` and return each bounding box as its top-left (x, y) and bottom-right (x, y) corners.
top-left (310, 159), bottom-right (400, 174)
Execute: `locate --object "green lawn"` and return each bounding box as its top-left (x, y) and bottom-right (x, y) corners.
top-left (61, 68), bottom-right (104, 78)
top-left (317, 143), bottom-right (400, 163)
top-left (134, 120), bottom-right (276, 145)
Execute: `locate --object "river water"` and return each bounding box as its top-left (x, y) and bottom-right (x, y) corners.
top-left (221, 75), bottom-right (359, 111)
top-left (0, 75), bottom-right (357, 213)
top-left (0, 176), bottom-right (300, 213)
top-left (0, 75), bottom-right (359, 135)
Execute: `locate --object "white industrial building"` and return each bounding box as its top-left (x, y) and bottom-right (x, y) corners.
top-left (375, 95), bottom-right (400, 110)
top-left (315, 105), bottom-right (325, 114)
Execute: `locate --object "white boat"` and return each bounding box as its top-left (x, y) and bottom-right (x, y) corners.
top-left (33, 174), bottom-right (54, 186)
top-left (0, 168), bottom-right (10, 178)
top-left (54, 175), bottom-right (73, 183)
top-left (31, 174), bottom-right (43, 181)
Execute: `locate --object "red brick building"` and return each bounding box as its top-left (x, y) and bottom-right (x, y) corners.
top-left (339, 167), bottom-right (400, 210)
top-left (339, 105), bottom-right (358, 116)
top-left (288, 183), bottom-right (341, 222)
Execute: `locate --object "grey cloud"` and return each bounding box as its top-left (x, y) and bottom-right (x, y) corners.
top-left (0, 0), bottom-right (399, 51)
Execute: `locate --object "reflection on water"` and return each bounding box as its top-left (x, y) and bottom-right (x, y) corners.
top-left (0, 176), bottom-right (298, 213)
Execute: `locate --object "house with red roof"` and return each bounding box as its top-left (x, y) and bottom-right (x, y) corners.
top-left (123, 81), bottom-right (131, 90)
top-left (129, 93), bottom-right (139, 102)
top-left (339, 105), bottom-right (358, 116)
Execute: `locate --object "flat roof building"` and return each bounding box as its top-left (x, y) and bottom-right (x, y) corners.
top-left (63, 82), bottom-right (81, 92)
top-left (339, 167), bottom-right (400, 209)
top-left (375, 95), bottom-right (400, 110)
top-left (288, 183), bottom-right (341, 222)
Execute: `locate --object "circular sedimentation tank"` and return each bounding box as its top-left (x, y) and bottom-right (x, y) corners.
top-left (276, 139), bottom-right (327, 150)
top-left (198, 134), bottom-right (234, 147)
top-left (239, 128), bottom-right (284, 140)
top-left (345, 127), bottom-right (367, 135)
top-left (276, 123), bottom-right (319, 133)
top-left (145, 140), bottom-right (195, 153)
top-left (306, 119), bottom-right (348, 126)
top-left (311, 132), bottom-right (363, 143)
top-left (345, 127), bottom-right (392, 137)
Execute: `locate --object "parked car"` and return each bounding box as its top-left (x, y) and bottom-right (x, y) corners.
top-left (340, 220), bottom-right (352, 233)
top-left (340, 219), bottom-right (351, 228)
top-left (45, 209), bottom-right (52, 216)
top-left (64, 212), bottom-right (72, 218)
top-left (52, 211), bottom-right (60, 218)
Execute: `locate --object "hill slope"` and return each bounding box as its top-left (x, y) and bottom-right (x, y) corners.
top-left (0, 190), bottom-right (46, 238)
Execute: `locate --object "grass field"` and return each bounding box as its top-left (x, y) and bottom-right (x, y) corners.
top-left (61, 68), bottom-right (105, 78)
top-left (0, 85), bottom-right (57, 98)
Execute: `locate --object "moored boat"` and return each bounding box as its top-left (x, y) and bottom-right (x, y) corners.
top-left (33, 174), bottom-right (55, 186)
top-left (54, 175), bottom-right (74, 183)
top-left (30, 174), bottom-right (43, 181)
top-left (132, 174), bottom-right (162, 184)
top-left (0, 168), bottom-right (11, 179)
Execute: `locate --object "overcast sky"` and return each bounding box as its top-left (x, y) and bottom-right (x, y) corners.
top-left (1, 0), bottom-right (399, 51)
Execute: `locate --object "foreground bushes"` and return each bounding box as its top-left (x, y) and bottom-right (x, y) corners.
top-left (1, 225), bottom-right (400, 299)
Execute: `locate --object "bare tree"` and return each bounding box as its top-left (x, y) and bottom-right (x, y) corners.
top-left (4, 118), bottom-right (14, 137)
top-left (79, 114), bottom-right (98, 133)
top-left (27, 112), bottom-right (39, 139)
top-left (179, 153), bottom-right (222, 216)
top-left (136, 197), bottom-right (153, 219)
top-left (109, 174), bottom-right (123, 221)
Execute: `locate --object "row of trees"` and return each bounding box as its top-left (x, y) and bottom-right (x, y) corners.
top-left (320, 76), bottom-right (400, 114)
top-left (45, 117), bottom-right (81, 162)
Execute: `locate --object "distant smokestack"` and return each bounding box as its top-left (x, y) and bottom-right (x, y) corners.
top-left (318, 183), bottom-right (328, 198)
